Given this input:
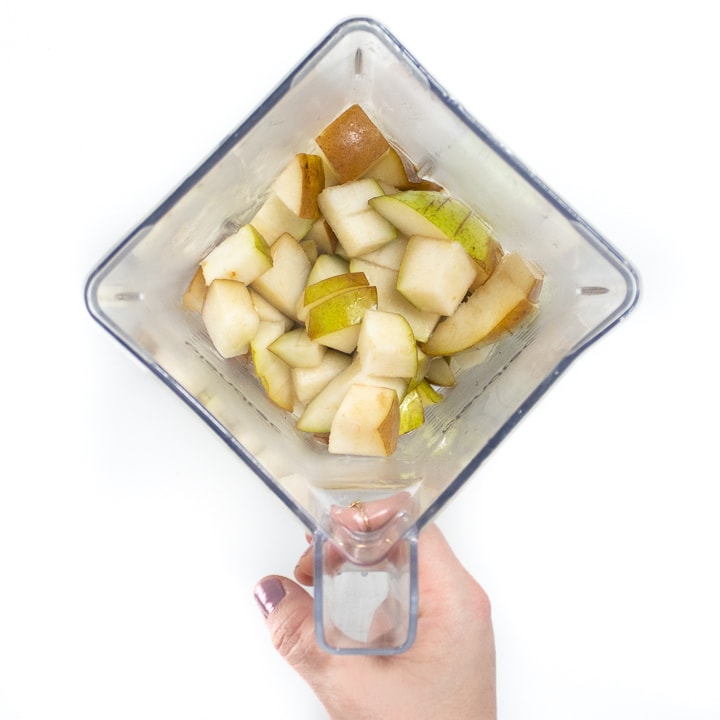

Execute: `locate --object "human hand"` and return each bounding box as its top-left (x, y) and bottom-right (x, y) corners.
top-left (254, 521), bottom-right (496, 720)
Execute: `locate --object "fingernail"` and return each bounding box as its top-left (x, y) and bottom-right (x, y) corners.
top-left (254, 578), bottom-right (286, 618)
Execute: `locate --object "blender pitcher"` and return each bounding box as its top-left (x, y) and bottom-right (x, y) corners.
top-left (85, 17), bottom-right (639, 655)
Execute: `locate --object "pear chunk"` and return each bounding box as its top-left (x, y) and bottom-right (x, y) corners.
top-left (370, 190), bottom-right (500, 276)
top-left (250, 193), bottom-right (314, 245)
top-left (272, 153), bottom-right (325, 220)
top-left (201, 279), bottom-right (260, 358)
top-left (183, 266), bottom-right (207, 312)
top-left (421, 252), bottom-right (544, 356)
top-left (328, 384), bottom-right (400, 457)
top-left (397, 235), bottom-right (477, 316)
top-left (201, 224), bottom-right (272, 286)
top-left (251, 232), bottom-right (311, 321)
top-left (299, 271), bottom-right (369, 323)
top-left (318, 178), bottom-right (397, 257)
top-left (292, 350), bottom-right (352, 404)
top-left (360, 147), bottom-right (411, 188)
top-left (356, 309), bottom-right (418, 379)
top-left (268, 327), bottom-right (326, 368)
top-left (348, 258), bottom-right (440, 342)
top-left (250, 320), bottom-right (295, 411)
top-left (316, 104), bottom-right (390, 183)
top-left (305, 252), bottom-right (350, 287)
top-left (304, 218), bottom-right (338, 255)
top-left (306, 284), bottom-right (378, 353)
top-left (184, 103), bottom-right (545, 458)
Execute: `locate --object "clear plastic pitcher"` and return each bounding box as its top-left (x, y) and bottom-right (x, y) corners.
top-left (85, 17), bottom-right (639, 655)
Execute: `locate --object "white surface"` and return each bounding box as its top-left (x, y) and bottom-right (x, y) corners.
top-left (2, 1), bottom-right (718, 718)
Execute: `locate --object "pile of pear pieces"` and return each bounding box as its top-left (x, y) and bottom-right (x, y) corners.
top-left (183, 105), bottom-right (543, 458)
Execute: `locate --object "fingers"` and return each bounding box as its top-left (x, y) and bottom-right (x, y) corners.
top-left (294, 542), bottom-right (314, 586)
top-left (253, 575), bottom-right (330, 677)
top-left (329, 491), bottom-right (412, 533)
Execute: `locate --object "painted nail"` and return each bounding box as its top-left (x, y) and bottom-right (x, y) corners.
top-left (254, 578), bottom-right (286, 618)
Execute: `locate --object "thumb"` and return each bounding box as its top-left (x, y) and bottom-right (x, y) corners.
top-left (254, 575), bottom-right (330, 678)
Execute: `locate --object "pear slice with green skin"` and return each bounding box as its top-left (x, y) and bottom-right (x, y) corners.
top-left (421, 252), bottom-right (544, 356)
top-left (306, 285), bottom-right (378, 353)
top-left (416, 379), bottom-right (444, 407)
top-left (202, 279), bottom-right (260, 359)
top-left (268, 327), bottom-right (326, 369)
top-left (399, 388), bottom-right (425, 435)
top-left (328, 384), bottom-right (400, 457)
top-left (356, 309), bottom-right (418, 380)
top-left (298, 271), bottom-right (369, 323)
top-left (201, 224), bottom-right (272, 286)
top-left (250, 320), bottom-right (295, 411)
top-left (369, 190), bottom-right (500, 276)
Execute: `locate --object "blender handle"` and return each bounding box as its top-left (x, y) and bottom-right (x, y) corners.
top-left (312, 527), bottom-right (419, 655)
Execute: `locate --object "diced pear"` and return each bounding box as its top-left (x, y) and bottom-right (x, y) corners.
top-left (183, 266), bottom-right (206, 312)
top-left (356, 236), bottom-right (408, 272)
top-left (271, 153), bottom-right (325, 219)
top-left (399, 389), bottom-right (425, 435)
top-left (425, 356), bottom-right (456, 387)
top-left (292, 350), bottom-right (352, 404)
top-left (268, 327), bottom-right (326, 368)
top-left (250, 320), bottom-right (295, 411)
top-left (348, 258), bottom-right (440, 342)
top-left (416, 379), bottom-right (444, 407)
top-left (408, 346), bottom-right (431, 392)
top-left (361, 147), bottom-right (411, 188)
top-left (250, 193), bottom-right (313, 245)
top-left (316, 104), bottom-right (390, 183)
top-left (421, 252), bottom-right (544, 356)
top-left (306, 285), bottom-right (378, 353)
top-left (248, 288), bottom-right (294, 330)
top-left (201, 279), bottom-right (260, 359)
top-left (296, 356), bottom-right (364, 433)
top-left (296, 356), bottom-right (405, 433)
top-left (356, 309), bottom-right (418, 379)
top-left (306, 253), bottom-right (350, 286)
top-left (200, 224), bottom-right (272, 286)
top-left (328, 384), bottom-right (400, 457)
top-left (300, 238), bottom-right (318, 264)
top-left (314, 147), bottom-right (342, 187)
top-left (397, 235), bottom-right (477, 316)
top-left (369, 190), bottom-right (500, 276)
top-left (251, 232), bottom-right (311, 321)
top-left (299, 271), bottom-right (369, 323)
top-left (304, 218), bottom-right (338, 255)
top-left (318, 178), bottom-right (397, 257)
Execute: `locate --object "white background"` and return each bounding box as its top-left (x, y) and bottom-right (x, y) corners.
top-left (2, 1), bottom-right (718, 718)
